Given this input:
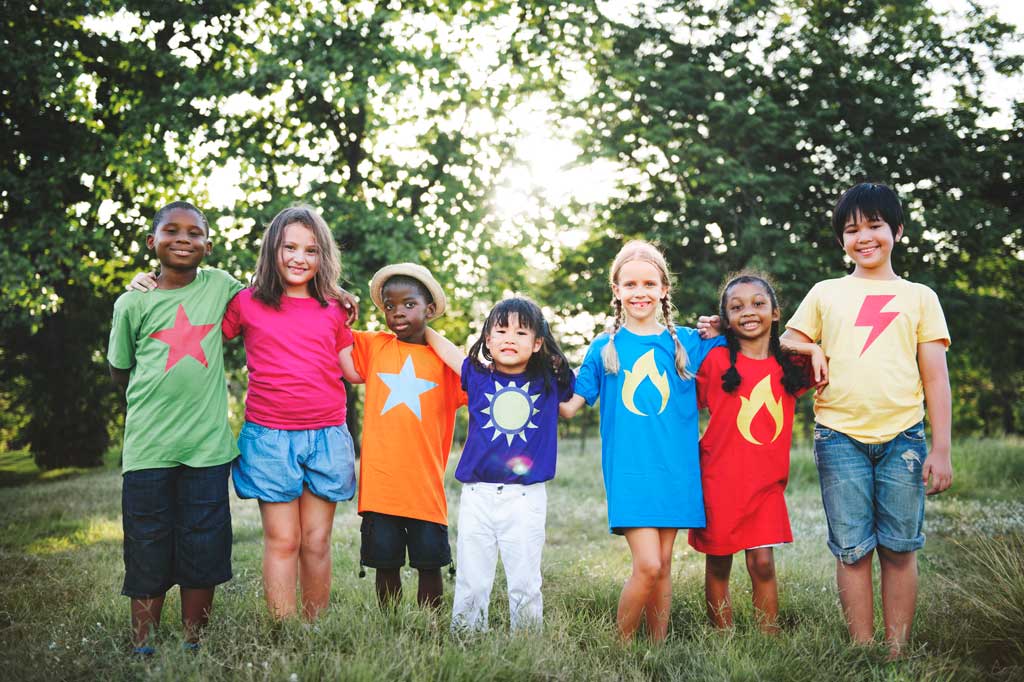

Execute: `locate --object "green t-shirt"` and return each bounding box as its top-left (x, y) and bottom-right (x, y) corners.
top-left (108, 268), bottom-right (244, 472)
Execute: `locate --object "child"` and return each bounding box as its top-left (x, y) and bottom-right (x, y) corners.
top-left (108, 201), bottom-right (243, 653)
top-left (129, 205), bottom-right (358, 622)
top-left (222, 205), bottom-right (357, 621)
top-left (338, 263), bottom-right (466, 610)
top-left (781, 182), bottom-right (952, 657)
top-left (426, 297), bottom-right (575, 632)
top-left (689, 273), bottom-right (823, 633)
top-left (560, 240), bottom-right (723, 643)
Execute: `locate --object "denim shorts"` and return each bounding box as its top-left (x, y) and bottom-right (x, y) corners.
top-left (121, 462), bottom-right (233, 598)
top-left (360, 511), bottom-right (452, 570)
top-left (813, 421), bottom-right (927, 564)
top-left (233, 422), bottom-right (357, 503)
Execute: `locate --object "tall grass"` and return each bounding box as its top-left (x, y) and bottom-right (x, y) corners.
top-left (0, 438), bottom-right (1021, 681)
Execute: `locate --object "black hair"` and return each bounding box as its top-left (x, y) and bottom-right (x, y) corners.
top-left (152, 200), bottom-right (208, 235)
top-left (831, 182), bottom-right (903, 242)
top-left (718, 273), bottom-right (807, 396)
top-left (467, 297), bottom-right (573, 394)
top-left (383, 275), bottom-right (433, 304)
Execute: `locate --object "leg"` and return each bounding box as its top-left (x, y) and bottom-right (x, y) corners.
top-left (642, 528), bottom-right (677, 642)
top-left (130, 596), bottom-right (166, 647)
top-left (416, 568), bottom-right (443, 609)
top-left (180, 588), bottom-right (215, 643)
top-left (618, 528), bottom-right (671, 643)
top-left (497, 484), bottom-right (546, 631)
top-left (877, 547), bottom-right (917, 657)
top-left (375, 568), bottom-right (402, 609)
top-left (259, 500), bottom-right (301, 619)
top-left (297, 488), bottom-right (338, 620)
top-left (451, 485), bottom-right (498, 631)
top-left (745, 548), bottom-right (779, 634)
top-left (704, 554), bottom-right (733, 629)
top-left (836, 551), bottom-right (875, 644)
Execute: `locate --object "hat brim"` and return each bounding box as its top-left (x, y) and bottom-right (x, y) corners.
top-left (368, 263), bottom-right (447, 318)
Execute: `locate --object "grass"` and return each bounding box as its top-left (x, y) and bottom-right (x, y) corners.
top-left (0, 438), bottom-right (1022, 680)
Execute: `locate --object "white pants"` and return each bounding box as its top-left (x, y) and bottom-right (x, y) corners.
top-left (451, 482), bottom-right (547, 632)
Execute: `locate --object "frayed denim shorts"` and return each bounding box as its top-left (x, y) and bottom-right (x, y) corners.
top-left (813, 421), bottom-right (927, 564)
top-left (233, 422), bottom-right (356, 503)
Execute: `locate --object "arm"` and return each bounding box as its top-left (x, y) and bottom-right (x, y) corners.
top-left (338, 346), bottom-right (364, 384)
top-left (696, 315), bottom-right (722, 339)
top-left (559, 394), bottom-right (586, 419)
top-left (425, 327), bottom-right (465, 376)
top-left (109, 365), bottom-right (131, 395)
top-left (918, 340), bottom-right (952, 495)
top-left (339, 287), bottom-right (359, 323)
top-left (127, 271), bottom-right (158, 292)
top-left (781, 328), bottom-right (828, 387)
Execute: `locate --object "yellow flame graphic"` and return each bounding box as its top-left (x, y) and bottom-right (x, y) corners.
top-left (736, 375), bottom-right (784, 445)
top-left (622, 349), bottom-right (670, 416)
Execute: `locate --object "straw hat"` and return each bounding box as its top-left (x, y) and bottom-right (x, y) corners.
top-left (368, 263), bottom-right (447, 317)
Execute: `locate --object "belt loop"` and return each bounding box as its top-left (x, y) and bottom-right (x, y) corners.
top-left (497, 484), bottom-right (503, 495)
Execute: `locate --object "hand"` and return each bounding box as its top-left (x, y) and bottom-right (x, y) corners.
top-left (809, 345), bottom-right (829, 394)
top-left (127, 271), bottom-right (158, 292)
top-left (697, 315), bottom-right (721, 339)
top-left (339, 288), bottom-right (359, 322)
top-left (922, 448), bottom-right (953, 495)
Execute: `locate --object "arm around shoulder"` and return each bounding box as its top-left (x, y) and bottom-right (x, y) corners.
top-left (425, 327), bottom-right (465, 376)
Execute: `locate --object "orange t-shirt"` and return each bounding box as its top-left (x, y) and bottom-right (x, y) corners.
top-left (352, 331), bottom-right (466, 524)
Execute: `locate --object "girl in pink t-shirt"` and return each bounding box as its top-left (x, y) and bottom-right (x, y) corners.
top-left (221, 205), bottom-right (356, 621)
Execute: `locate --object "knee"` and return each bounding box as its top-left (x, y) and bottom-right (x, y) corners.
top-left (745, 553), bottom-right (775, 582)
top-left (265, 531), bottom-right (300, 559)
top-left (300, 528), bottom-right (332, 560)
top-left (877, 546), bottom-right (914, 569)
top-left (633, 556), bottom-right (666, 584)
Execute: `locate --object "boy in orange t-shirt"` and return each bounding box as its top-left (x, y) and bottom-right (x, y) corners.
top-left (340, 263), bottom-right (465, 609)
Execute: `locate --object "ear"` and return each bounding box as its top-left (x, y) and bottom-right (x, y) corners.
top-left (895, 224), bottom-right (904, 241)
top-left (771, 307), bottom-right (781, 322)
top-left (425, 301), bottom-right (437, 320)
top-left (204, 240), bottom-right (213, 255)
top-left (532, 336), bottom-right (543, 354)
top-left (146, 234), bottom-right (156, 250)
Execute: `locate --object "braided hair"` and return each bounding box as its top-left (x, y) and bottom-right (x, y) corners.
top-left (467, 296), bottom-right (573, 394)
top-left (601, 240), bottom-right (692, 379)
top-left (718, 273), bottom-right (807, 396)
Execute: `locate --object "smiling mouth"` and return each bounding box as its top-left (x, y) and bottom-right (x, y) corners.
top-left (170, 249), bottom-right (192, 256)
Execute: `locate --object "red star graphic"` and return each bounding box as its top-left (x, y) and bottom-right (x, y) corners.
top-left (149, 304), bottom-right (216, 372)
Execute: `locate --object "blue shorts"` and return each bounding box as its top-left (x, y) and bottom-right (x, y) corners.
top-left (233, 422), bottom-right (357, 503)
top-left (813, 421), bottom-right (927, 564)
top-left (121, 462), bottom-right (233, 598)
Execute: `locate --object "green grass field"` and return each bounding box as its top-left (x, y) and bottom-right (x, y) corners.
top-left (1, 438), bottom-right (1022, 681)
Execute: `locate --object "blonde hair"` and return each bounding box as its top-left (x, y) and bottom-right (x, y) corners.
top-left (601, 240), bottom-right (692, 380)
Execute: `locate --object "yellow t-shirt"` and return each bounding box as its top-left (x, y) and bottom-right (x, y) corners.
top-left (786, 276), bottom-right (950, 443)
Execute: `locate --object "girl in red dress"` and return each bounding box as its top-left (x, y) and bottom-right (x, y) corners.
top-left (689, 274), bottom-right (824, 632)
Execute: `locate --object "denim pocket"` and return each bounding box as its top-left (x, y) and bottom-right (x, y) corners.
top-left (900, 423), bottom-right (926, 442)
top-left (813, 425), bottom-right (835, 441)
top-left (239, 421), bottom-right (271, 441)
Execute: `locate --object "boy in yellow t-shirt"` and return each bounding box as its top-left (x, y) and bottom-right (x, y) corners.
top-left (782, 182), bottom-right (952, 658)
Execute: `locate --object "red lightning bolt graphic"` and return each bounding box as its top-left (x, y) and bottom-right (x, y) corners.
top-left (855, 295), bottom-right (898, 356)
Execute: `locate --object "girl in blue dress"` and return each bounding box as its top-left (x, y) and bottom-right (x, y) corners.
top-left (561, 240), bottom-right (722, 642)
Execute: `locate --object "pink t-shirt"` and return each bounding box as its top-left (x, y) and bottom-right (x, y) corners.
top-left (222, 288), bottom-right (353, 430)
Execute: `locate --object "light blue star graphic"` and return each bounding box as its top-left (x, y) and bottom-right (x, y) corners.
top-left (377, 355), bottom-right (438, 420)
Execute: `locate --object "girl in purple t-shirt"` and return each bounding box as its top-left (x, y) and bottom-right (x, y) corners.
top-left (427, 297), bottom-right (574, 632)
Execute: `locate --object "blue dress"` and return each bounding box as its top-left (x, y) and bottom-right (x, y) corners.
top-left (575, 327), bottom-right (724, 531)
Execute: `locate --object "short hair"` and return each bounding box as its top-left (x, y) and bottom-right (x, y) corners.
top-left (382, 275), bottom-right (432, 304)
top-left (832, 183), bottom-right (903, 241)
top-left (152, 200), bottom-right (208, 234)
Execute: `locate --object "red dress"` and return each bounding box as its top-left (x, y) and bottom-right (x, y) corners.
top-left (688, 346), bottom-right (809, 555)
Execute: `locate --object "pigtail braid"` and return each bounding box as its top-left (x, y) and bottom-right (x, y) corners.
top-left (722, 332), bottom-right (742, 393)
top-left (661, 297), bottom-right (693, 380)
top-left (601, 298), bottom-right (624, 375)
top-left (770, 323), bottom-right (806, 395)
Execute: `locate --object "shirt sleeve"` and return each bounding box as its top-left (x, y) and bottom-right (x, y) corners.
top-left (696, 353), bottom-right (714, 410)
top-left (107, 295), bottom-right (138, 370)
top-left (334, 305), bottom-right (354, 352)
top-left (222, 292), bottom-right (242, 340)
top-left (682, 326), bottom-right (726, 374)
top-left (574, 336), bottom-right (606, 406)
top-left (917, 285), bottom-right (951, 347)
top-left (786, 284), bottom-right (822, 342)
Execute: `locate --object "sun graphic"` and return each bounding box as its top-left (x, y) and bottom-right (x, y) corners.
top-left (480, 378), bottom-right (541, 445)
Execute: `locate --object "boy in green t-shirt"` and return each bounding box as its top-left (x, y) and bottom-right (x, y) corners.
top-left (108, 201), bottom-right (243, 653)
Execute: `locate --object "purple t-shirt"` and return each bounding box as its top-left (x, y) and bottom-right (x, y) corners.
top-left (455, 357), bottom-right (575, 485)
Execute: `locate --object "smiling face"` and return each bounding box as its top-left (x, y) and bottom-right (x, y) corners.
top-left (276, 222), bottom-right (320, 297)
top-left (382, 280), bottom-right (435, 344)
top-left (484, 312), bottom-right (543, 375)
top-left (147, 207), bottom-right (211, 271)
top-left (842, 210), bottom-right (903, 279)
top-left (612, 259), bottom-right (668, 327)
top-left (723, 280), bottom-right (779, 342)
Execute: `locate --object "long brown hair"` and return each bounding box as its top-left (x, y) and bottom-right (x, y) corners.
top-left (251, 205), bottom-right (344, 308)
top-left (601, 240), bottom-right (692, 380)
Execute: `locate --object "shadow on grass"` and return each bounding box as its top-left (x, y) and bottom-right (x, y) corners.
top-left (0, 449), bottom-right (116, 488)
